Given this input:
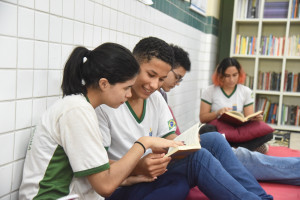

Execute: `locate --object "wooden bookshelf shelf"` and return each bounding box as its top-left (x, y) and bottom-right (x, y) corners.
top-left (230, 0), bottom-right (300, 130)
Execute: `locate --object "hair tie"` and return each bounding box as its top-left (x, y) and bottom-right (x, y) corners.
top-left (83, 50), bottom-right (91, 63)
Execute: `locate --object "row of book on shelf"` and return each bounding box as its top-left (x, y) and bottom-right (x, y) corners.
top-left (236, 0), bottom-right (298, 19)
top-left (234, 34), bottom-right (300, 56)
top-left (263, 1), bottom-right (289, 18)
top-left (256, 71), bottom-right (300, 92)
top-left (256, 98), bottom-right (300, 126)
top-left (236, 0), bottom-right (260, 19)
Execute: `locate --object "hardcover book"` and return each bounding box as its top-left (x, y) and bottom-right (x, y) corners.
top-left (219, 110), bottom-right (263, 126)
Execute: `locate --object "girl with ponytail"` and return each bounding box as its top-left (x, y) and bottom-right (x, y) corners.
top-left (19, 43), bottom-right (187, 200)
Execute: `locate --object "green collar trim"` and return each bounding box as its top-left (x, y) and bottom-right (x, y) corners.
top-left (221, 85), bottom-right (237, 98)
top-left (125, 100), bottom-right (147, 124)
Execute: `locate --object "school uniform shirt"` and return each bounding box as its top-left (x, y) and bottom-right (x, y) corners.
top-left (201, 84), bottom-right (254, 113)
top-left (19, 94), bottom-right (109, 200)
top-left (95, 91), bottom-right (177, 160)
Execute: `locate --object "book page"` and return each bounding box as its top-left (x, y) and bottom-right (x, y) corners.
top-left (245, 110), bottom-right (263, 120)
top-left (228, 111), bottom-right (245, 118)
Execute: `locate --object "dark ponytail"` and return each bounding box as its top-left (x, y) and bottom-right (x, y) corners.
top-left (61, 43), bottom-right (140, 96)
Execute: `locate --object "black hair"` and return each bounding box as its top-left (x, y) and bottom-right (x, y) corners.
top-left (61, 43), bottom-right (140, 96)
top-left (216, 57), bottom-right (242, 76)
top-left (199, 124), bottom-right (218, 135)
top-left (132, 37), bottom-right (174, 67)
top-left (170, 44), bottom-right (191, 71)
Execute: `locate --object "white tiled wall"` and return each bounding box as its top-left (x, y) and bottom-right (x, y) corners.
top-left (0, 0), bottom-right (217, 198)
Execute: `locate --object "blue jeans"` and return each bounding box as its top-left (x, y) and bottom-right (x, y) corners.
top-left (167, 132), bottom-right (273, 200)
top-left (106, 173), bottom-right (189, 200)
top-left (233, 147), bottom-right (300, 185)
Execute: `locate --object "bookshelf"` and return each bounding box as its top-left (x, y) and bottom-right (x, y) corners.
top-left (230, 0), bottom-right (300, 132)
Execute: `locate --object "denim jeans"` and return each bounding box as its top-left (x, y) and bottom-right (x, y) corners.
top-left (106, 173), bottom-right (189, 200)
top-left (233, 146), bottom-right (300, 185)
top-left (167, 132), bottom-right (273, 200)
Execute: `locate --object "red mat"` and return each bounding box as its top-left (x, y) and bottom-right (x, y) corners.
top-left (186, 146), bottom-right (300, 200)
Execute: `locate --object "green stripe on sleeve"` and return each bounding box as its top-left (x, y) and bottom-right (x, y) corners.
top-left (244, 102), bottom-right (254, 107)
top-left (201, 99), bottom-right (212, 105)
top-left (74, 163), bottom-right (110, 177)
top-left (162, 131), bottom-right (176, 138)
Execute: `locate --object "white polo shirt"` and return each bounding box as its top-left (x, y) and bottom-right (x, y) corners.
top-left (96, 91), bottom-right (176, 160)
top-left (201, 84), bottom-right (253, 113)
top-left (19, 94), bottom-right (109, 200)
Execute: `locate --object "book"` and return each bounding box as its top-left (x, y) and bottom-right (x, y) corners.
top-left (219, 110), bottom-right (263, 126)
top-left (164, 125), bottom-right (201, 159)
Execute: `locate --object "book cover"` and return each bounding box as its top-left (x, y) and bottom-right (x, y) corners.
top-left (164, 125), bottom-right (201, 159)
top-left (219, 110), bottom-right (263, 126)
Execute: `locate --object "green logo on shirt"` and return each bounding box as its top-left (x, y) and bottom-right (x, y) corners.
top-left (168, 119), bottom-right (176, 130)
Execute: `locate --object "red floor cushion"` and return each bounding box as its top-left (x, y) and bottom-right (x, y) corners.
top-left (185, 146), bottom-right (300, 200)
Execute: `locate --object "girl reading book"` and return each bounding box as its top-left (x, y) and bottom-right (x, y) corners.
top-left (200, 57), bottom-right (271, 153)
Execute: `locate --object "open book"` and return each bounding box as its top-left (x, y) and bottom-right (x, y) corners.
top-left (164, 124), bottom-right (201, 159)
top-left (219, 110), bottom-right (263, 126)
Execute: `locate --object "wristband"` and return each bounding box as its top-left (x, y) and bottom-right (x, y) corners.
top-left (134, 141), bottom-right (146, 153)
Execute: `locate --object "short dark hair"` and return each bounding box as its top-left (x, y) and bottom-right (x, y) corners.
top-left (61, 43), bottom-right (140, 96)
top-left (133, 37), bottom-right (174, 67)
top-left (170, 44), bottom-right (191, 71)
top-left (199, 124), bottom-right (218, 135)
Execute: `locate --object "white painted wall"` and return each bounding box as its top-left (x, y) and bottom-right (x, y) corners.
top-left (0, 0), bottom-right (217, 198)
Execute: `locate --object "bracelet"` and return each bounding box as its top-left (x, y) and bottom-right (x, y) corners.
top-left (134, 141), bottom-right (146, 153)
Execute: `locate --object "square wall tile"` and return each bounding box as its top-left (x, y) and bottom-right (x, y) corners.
top-left (0, 2), bottom-right (17, 36)
top-left (0, 164), bottom-right (13, 196)
top-left (19, 0), bottom-right (34, 8)
top-left (35, 0), bottom-right (49, 12)
top-left (32, 98), bottom-right (47, 126)
top-left (93, 26), bottom-right (101, 47)
top-left (123, 15), bottom-right (130, 33)
top-left (49, 15), bottom-right (62, 43)
top-left (0, 36), bottom-right (17, 68)
top-left (49, 43), bottom-right (62, 69)
top-left (110, 9), bottom-right (117, 30)
top-left (33, 70), bottom-right (48, 97)
top-left (116, 12), bottom-right (124, 32)
top-left (17, 70), bottom-right (33, 99)
top-left (12, 160), bottom-right (25, 191)
top-left (109, 30), bottom-right (116, 43)
top-left (63, 0), bottom-right (74, 19)
top-left (18, 39), bottom-right (34, 69)
top-left (0, 102), bottom-right (15, 133)
top-left (84, 24), bottom-right (93, 47)
top-left (74, 21), bottom-right (84, 46)
top-left (47, 70), bottom-right (61, 96)
top-left (94, 3), bottom-right (103, 26)
top-left (50, 0), bottom-right (62, 15)
top-left (0, 133), bottom-right (14, 165)
top-left (0, 70), bottom-right (16, 100)
top-left (14, 129), bottom-right (31, 160)
top-left (62, 19), bottom-right (74, 44)
top-left (35, 11), bottom-right (49, 41)
top-left (16, 100), bottom-right (32, 129)
top-left (85, 0), bottom-right (94, 24)
top-left (18, 7), bottom-right (34, 39)
top-left (101, 28), bottom-right (109, 43)
top-left (34, 41), bottom-right (48, 69)
top-left (102, 6), bottom-right (110, 28)
top-left (74, 0), bottom-right (84, 22)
